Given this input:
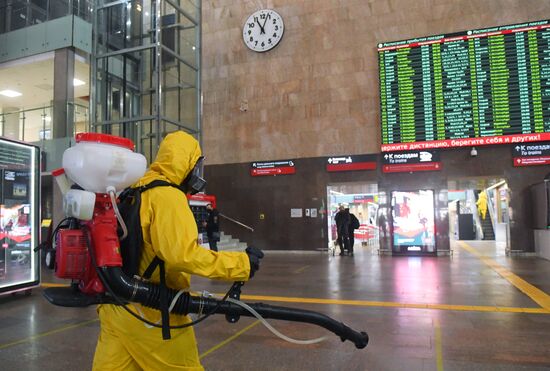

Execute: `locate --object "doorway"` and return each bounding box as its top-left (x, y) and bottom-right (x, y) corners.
top-left (448, 177), bottom-right (510, 251)
top-left (326, 182), bottom-right (379, 254)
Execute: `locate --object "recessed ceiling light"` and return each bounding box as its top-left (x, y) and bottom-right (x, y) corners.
top-left (0, 90), bottom-right (22, 97)
top-left (73, 78), bottom-right (86, 86)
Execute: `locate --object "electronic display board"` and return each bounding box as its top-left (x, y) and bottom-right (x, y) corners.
top-left (378, 20), bottom-right (550, 151)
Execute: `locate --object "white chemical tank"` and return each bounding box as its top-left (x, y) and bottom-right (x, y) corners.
top-left (63, 133), bottom-right (147, 193)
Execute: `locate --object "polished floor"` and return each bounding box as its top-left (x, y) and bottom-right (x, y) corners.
top-left (1, 240), bottom-right (550, 370)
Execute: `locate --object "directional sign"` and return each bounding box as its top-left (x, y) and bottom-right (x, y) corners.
top-left (250, 160), bottom-right (296, 176)
top-left (512, 141), bottom-right (550, 167)
top-left (382, 150), bottom-right (441, 173)
top-left (326, 154), bottom-right (377, 172)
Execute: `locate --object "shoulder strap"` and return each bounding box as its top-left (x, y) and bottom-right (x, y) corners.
top-left (159, 260), bottom-right (171, 340)
top-left (135, 179), bottom-right (182, 340)
top-left (138, 179), bottom-right (182, 193)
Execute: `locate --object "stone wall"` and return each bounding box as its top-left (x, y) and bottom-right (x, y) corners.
top-left (202, 0), bottom-right (550, 164)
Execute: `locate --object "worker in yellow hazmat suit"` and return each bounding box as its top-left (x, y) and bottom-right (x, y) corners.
top-left (93, 131), bottom-right (263, 370)
top-left (476, 190), bottom-right (488, 220)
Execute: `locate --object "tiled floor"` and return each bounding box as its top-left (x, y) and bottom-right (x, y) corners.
top-left (0, 240), bottom-right (549, 370)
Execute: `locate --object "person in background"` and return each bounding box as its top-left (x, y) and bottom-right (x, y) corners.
top-left (335, 205), bottom-right (351, 255)
top-left (347, 209), bottom-right (360, 256)
top-left (204, 203), bottom-right (220, 251)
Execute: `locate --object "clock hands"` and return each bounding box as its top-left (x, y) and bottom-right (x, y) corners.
top-left (261, 13), bottom-right (271, 33)
top-left (255, 17), bottom-right (266, 34)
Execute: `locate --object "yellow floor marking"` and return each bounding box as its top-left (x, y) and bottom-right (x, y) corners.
top-left (434, 318), bottom-right (444, 371)
top-left (199, 320), bottom-right (260, 359)
top-left (457, 241), bottom-right (550, 311)
top-left (0, 318), bottom-right (98, 350)
top-left (293, 265), bottom-right (310, 274)
top-left (41, 282), bottom-right (69, 287)
top-left (238, 294), bottom-right (550, 314)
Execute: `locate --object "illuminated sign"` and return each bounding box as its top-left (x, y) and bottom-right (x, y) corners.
top-left (378, 20), bottom-right (550, 151)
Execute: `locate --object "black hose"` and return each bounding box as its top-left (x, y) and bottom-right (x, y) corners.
top-left (44, 267), bottom-right (368, 349)
top-left (187, 297), bottom-right (369, 349)
top-left (99, 267), bottom-right (368, 349)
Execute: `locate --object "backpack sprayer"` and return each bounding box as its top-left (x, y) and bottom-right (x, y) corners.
top-left (43, 133), bottom-right (368, 349)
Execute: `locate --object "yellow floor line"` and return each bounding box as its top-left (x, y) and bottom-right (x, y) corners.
top-left (199, 320), bottom-right (260, 359)
top-left (457, 241), bottom-right (550, 311)
top-left (238, 294), bottom-right (550, 314)
top-left (293, 265), bottom-right (310, 274)
top-left (41, 283), bottom-right (69, 287)
top-left (40, 281), bottom-right (550, 315)
top-left (0, 318), bottom-right (98, 350)
top-left (434, 318), bottom-right (444, 371)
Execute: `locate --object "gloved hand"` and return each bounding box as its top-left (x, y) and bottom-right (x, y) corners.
top-left (246, 246), bottom-right (264, 278)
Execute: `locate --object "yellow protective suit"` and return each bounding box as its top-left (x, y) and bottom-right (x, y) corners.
top-left (476, 190), bottom-right (488, 220)
top-left (93, 131), bottom-right (251, 371)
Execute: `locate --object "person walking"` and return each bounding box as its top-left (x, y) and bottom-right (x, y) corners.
top-left (347, 209), bottom-right (360, 256)
top-left (204, 203), bottom-right (220, 251)
top-left (335, 205), bottom-right (351, 255)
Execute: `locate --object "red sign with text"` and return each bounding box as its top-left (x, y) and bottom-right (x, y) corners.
top-left (250, 160), bottom-right (296, 177)
top-left (513, 156), bottom-right (550, 167)
top-left (250, 166), bottom-right (296, 176)
top-left (383, 162), bottom-right (442, 173)
top-left (381, 133), bottom-right (550, 152)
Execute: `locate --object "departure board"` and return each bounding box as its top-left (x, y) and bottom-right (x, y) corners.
top-left (378, 20), bottom-right (550, 151)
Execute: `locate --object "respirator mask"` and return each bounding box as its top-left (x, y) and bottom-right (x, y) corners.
top-left (181, 156), bottom-right (206, 195)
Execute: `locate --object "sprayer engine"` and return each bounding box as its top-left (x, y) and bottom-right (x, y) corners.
top-left (55, 228), bottom-right (88, 280)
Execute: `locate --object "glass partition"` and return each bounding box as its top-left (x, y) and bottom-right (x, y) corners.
top-left (0, 103), bottom-right (89, 171)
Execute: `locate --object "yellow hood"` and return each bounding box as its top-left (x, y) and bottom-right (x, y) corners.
top-left (137, 131), bottom-right (202, 186)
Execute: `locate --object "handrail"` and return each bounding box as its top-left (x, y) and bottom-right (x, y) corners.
top-left (219, 213), bottom-right (254, 232)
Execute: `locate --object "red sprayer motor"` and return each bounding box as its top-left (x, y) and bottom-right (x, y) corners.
top-left (51, 133), bottom-right (146, 295)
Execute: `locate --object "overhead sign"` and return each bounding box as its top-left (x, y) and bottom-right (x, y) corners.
top-left (513, 142), bottom-right (550, 167)
top-left (326, 154), bottom-right (377, 172)
top-left (250, 160), bottom-right (295, 176)
top-left (382, 150), bottom-right (442, 173)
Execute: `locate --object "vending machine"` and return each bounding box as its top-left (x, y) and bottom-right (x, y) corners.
top-left (391, 190), bottom-right (436, 255)
top-left (0, 138), bottom-right (40, 295)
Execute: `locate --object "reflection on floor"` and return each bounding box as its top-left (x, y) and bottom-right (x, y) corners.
top-left (0, 241), bottom-right (549, 370)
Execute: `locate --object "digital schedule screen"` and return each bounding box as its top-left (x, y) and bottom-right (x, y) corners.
top-left (378, 20), bottom-right (550, 151)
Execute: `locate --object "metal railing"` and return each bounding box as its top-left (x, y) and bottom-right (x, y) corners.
top-left (0, 0), bottom-right (92, 34)
top-left (0, 102), bottom-right (89, 142)
top-left (219, 213), bottom-right (254, 232)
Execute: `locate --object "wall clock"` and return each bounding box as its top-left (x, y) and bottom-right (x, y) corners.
top-left (243, 9), bottom-right (284, 52)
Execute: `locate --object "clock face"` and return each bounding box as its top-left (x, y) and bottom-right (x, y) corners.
top-left (243, 9), bottom-right (284, 52)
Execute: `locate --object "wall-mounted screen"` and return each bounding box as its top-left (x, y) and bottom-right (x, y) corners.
top-left (391, 190), bottom-right (436, 254)
top-left (378, 20), bottom-right (550, 151)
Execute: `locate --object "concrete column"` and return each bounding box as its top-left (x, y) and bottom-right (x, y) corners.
top-left (2, 107), bottom-right (20, 140)
top-left (52, 48), bottom-right (75, 138)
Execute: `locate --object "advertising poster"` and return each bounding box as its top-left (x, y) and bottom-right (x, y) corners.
top-left (391, 190), bottom-right (436, 254)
